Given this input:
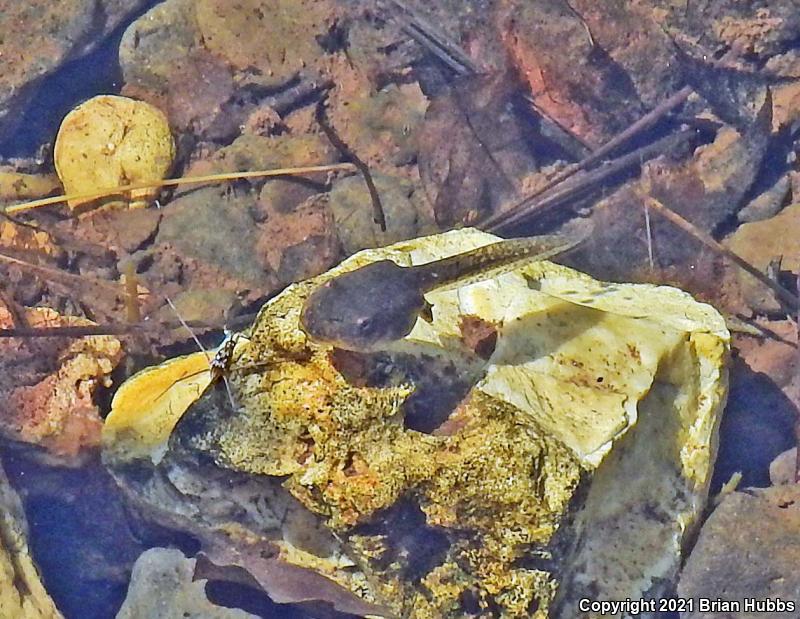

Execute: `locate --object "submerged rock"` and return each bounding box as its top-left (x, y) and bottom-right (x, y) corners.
top-left (328, 173), bottom-right (426, 254)
top-left (725, 203), bottom-right (800, 312)
top-left (678, 485), bottom-right (800, 618)
top-left (104, 228), bottom-right (728, 618)
top-left (54, 95), bottom-right (175, 211)
top-left (0, 0), bottom-right (150, 146)
top-left (119, 0), bottom-right (235, 136)
top-left (0, 303), bottom-right (123, 459)
top-left (0, 462), bottom-right (61, 618)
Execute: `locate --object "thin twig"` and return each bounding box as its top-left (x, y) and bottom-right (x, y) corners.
top-left (3, 163), bottom-right (356, 215)
top-left (519, 86), bottom-right (694, 203)
top-left (315, 99), bottom-right (387, 231)
top-left (642, 196), bottom-right (799, 309)
top-left (165, 297), bottom-right (210, 361)
top-left (483, 127), bottom-right (696, 231)
top-left (0, 251), bottom-right (122, 296)
top-left (644, 200), bottom-right (655, 271)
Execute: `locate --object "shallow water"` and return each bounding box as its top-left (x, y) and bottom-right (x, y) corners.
top-left (1, 1), bottom-right (799, 618)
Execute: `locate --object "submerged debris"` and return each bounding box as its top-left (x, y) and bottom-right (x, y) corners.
top-left (0, 302), bottom-right (122, 459)
top-left (2, 1), bottom-right (800, 617)
top-left (116, 547), bottom-right (258, 619)
top-left (0, 462), bottom-right (61, 619)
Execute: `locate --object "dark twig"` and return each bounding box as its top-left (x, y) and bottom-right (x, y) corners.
top-left (642, 196), bottom-right (799, 310)
top-left (0, 318), bottom-right (218, 338)
top-left (386, 0), bottom-right (478, 75)
top-left (265, 75), bottom-right (334, 116)
top-left (0, 286), bottom-right (30, 329)
top-left (483, 127), bottom-right (697, 232)
top-left (0, 209), bottom-right (47, 233)
top-left (518, 86), bottom-right (694, 204)
top-left (315, 98), bottom-right (387, 231)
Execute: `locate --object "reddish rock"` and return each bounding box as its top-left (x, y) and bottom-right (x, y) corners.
top-left (498, 0), bottom-right (646, 145)
top-left (257, 194), bottom-right (340, 285)
top-left (0, 304), bottom-right (122, 459)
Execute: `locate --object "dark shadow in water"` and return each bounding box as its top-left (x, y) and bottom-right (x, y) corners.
top-left (711, 355), bottom-right (797, 493)
top-left (350, 497), bottom-right (451, 585)
top-left (0, 448), bottom-right (197, 619)
top-left (205, 580), bottom-right (350, 619)
top-left (0, 0), bottom-right (162, 158)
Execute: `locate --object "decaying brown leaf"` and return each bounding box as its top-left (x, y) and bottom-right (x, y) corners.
top-left (417, 73), bottom-right (537, 227)
top-left (196, 527), bottom-right (393, 618)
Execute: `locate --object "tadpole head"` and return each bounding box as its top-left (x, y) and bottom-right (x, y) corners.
top-left (300, 260), bottom-right (427, 351)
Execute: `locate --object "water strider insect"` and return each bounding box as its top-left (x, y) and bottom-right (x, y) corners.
top-left (165, 298), bottom-right (243, 410)
top-left (299, 232), bottom-right (586, 352)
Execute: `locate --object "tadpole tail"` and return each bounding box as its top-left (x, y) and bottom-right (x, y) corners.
top-left (414, 231), bottom-right (589, 292)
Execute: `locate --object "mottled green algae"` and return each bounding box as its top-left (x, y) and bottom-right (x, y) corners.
top-left (416, 392), bottom-right (582, 617)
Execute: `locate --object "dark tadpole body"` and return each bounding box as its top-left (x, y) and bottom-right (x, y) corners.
top-left (299, 233), bottom-right (585, 351)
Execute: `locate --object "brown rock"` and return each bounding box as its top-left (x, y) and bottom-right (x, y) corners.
top-left (417, 73), bottom-right (535, 227)
top-left (769, 447), bottom-right (798, 486)
top-left (327, 81), bottom-right (429, 171)
top-left (195, 0), bottom-right (338, 84)
top-left (257, 194), bottom-right (340, 285)
top-left (498, 0), bottom-right (646, 145)
top-left (725, 204), bottom-right (800, 312)
top-left (119, 0), bottom-right (235, 135)
top-left (678, 485), bottom-right (800, 617)
top-left (155, 185), bottom-right (271, 292)
top-left (328, 173), bottom-right (424, 254)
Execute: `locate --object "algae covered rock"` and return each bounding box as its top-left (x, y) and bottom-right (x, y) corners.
top-left (104, 229), bottom-right (728, 618)
top-left (54, 95), bottom-right (175, 211)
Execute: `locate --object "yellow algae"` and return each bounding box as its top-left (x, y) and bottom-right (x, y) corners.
top-left (54, 95), bottom-right (174, 211)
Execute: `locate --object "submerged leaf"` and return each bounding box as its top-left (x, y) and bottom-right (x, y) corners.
top-left (418, 73), bottom-right (537, 227)
top-left (197, 529), bottom-right (393, 618)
